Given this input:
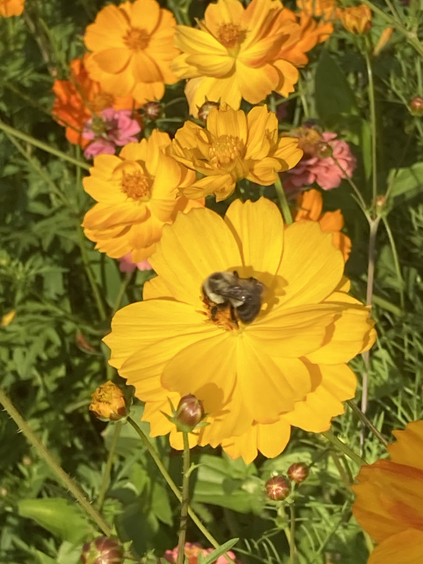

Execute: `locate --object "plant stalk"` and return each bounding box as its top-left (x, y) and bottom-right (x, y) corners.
top-left (322, 429), bottom-right (366, 467)
top-left (176, 433), bottom-right (191, 564)
top-left (274, 176), bottom-right (293, 225)
top-left (97, 421), bottom-right (122, 511)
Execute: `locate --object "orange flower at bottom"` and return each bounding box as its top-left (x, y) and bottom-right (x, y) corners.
top-left (0, 0), bottom-right (24, 16)
top-left (295, 189), bottom-right (351, 261)
top-left (353, 420), bottom-right (423, 564)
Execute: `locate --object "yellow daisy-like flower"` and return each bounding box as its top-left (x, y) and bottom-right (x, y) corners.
top-left (170, 104), bottom-right (302, 201)
top-left (84, 0), bottom-right (179, 104)
top-left (171, 0), bottom-right (303, 116)
top-left (0, 0), bottom-right (24, 16)
top-left (82, 130), bottom-right (197, 263)
top-left (104, 198), bottom-right (375, 463)
top-left (353, 420), bottom-right (423, 564)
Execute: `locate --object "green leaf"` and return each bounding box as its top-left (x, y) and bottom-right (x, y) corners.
top-left (386, 163), bottom-right (423, 208)
top-left (200, 539), bottom-right (239, 564)
top-left (18, 498), bottom-right (93, 544)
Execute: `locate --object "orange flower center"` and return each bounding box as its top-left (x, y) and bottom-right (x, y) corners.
top-left (89, 92), bottom-right (115, 113)
top-left (202, 296), bottom-right (238, 332)
top-left (209, 135), bottom-right (243, 169)
top-left (217, 23), bottom-right (244, 49)
top-left (120, 170), bottom-right (151, 201)
top-left (123, 27), bottom-right (150, 51)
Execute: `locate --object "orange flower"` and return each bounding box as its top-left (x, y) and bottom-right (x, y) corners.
top-left (296, 0), bottom-right (340, 20)
top-left (52, 56), bottom-right (137, 147)
top-left (353, 420), bottom-right (423, 564)
top-left (0, 0), bottom-right (24, 17)
top-left (171, 0), bottom-right (303, 116)
top-left (295, 189), bottom-right (351, 261)
top-left (340, 4), bottom-right (372, 35)
top-left (84, 0), bottom-right (179, 104)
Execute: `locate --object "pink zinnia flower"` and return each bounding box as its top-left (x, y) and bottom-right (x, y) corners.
top-left (285, 132), bottom-right (356, 192)
top-left (83, 108), bottom-right (141, 159)
top-left (163, 543), bottom-right (238, 564)
top-left (118, 253), bottom-right (152, 273)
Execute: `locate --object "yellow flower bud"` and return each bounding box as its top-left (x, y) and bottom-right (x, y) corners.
top-left (89, 381), bottom-right (128, 422)
top-left (340, 5), bottom-right (372, 35)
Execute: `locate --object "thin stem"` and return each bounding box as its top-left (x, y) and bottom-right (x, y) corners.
top-left (127, 417), bottom-right (235, 564)
top-left (382, 217), bottom-right (405, 310)
top-left (330, 451), bottom-right (352, 489)
top-left (346, 400), bottom-right (389, 447)
top-left (111, 272), bottom-right (133, 317)
top-left (274, 176), bottom-right (293, 225)
top-left (322, 430), bottom-right (366, 467)
top-left (77, 229), bottom-right (108, 321)
top-left (0, 387), bottom-right (113, 536)
top-left (333, 157), bottom-right (368, 213)
top-left (96, 421), bottom-right (122, 511)
top-left (0, 120), bottom-right (90, 171)
top-left (289, 504), bottom-right (296, 564)
top-left (176, 433), bottom-right (191, 564)
top-left (364, 44), bottom-right (378, 207)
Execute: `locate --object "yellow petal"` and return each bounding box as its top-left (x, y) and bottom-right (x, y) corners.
top-left (92, 48), bottom-right (131, 74)
top-left (174, 25), bottom-right (227, 56)
top-left (235, 61), bottom-right (279, 104)
top-left (367, 529), bottom-right (423, 564)
top-left (132, 81), bottom-right (165, 105)
top-left (389, 421), bottom-right (423, 472)
top-left (207, 106), bottom-right (248, 145)
top-left (143, 275), bottom-right (173, 300)
top-left (130, 0), bottom-right (160, 33)
top-left (84, 5), bottom-right (129, 51)
top-left (200, 394), bottom-right (253, 446)
top-left (132, 50), bottom-right (162, 83)
top-left (185, 53), bottom-right (235, 77)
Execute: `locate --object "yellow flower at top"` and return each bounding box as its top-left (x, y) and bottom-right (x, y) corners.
top-left (340, 4), bottom-right (372, 35)
top-left (297, 0), bottom-right (340, 20)
top-left (84, 0), bottom-right (179, 104)
top-left (82, 130), bottom-right (197, 263)
top-left (104, 197), bottom-right (376, 463)
top-left (170, 104), bottom-right (303, 201)
top-left (0, 0), bottom-right (24, 16)
top-left (353, 420), bottom-right (423, 564)
top-left (171, 0), bottom-right (304, 116)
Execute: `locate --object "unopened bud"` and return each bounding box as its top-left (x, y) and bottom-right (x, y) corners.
top-left (198, 100), bottom-right (220, 123)
top-left (409, 96), bottom-right (423, 116)
top-left (176, 394), bottom-right (204, 430)
top-left (265, 475), bottom-right (291, 501)
top-left (287, 462), bottom-right (309, 484)
top-left (142, 101), bottom-right (162, 120)
top-left (81, 537), bottom-right (124, 564)
top-left (89, 381), bottom-right (128, 422)
top-left (317, 142), bottom-right (333, 159)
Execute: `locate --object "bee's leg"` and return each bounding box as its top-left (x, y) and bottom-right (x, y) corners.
top-left (230, 305), bottom-right (238, 324)
top-left (210, 305), bottom-right (218, 321)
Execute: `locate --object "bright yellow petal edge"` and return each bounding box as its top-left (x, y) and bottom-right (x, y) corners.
top-left (104, 198), bottom-right (375, 463)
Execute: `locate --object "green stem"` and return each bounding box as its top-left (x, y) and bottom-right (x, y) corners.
top-left (333, 157), bottom-right (368, 214)
top-left (0, 387), bottom-right (113, 537)
top-left (289, 504), bottom-right (296, 564)
top-left (77, 229), bottom-right (108, 321)
top-left (127, 417), bottom-right (235, 564)
top-left (382, 217), bottom-right (405, 310)
top-left (364, 44), bottom-right (378, 207)
top-left (346, 400), bottom-right (388, 447)
top-left (176, 433), bottom-right (191, 564)
top-left (111, 272), bottom-right (133, 316)
top-left (0, 119), bottom-right (90, 171)
top-left (322, 429), bottom-right (366, 467)
top-left (274, 176), bottom-right (293, 225)
top-left (97, 421), bottom-right (122, 511)
top-left (330, 451), bottom-right (352, 489)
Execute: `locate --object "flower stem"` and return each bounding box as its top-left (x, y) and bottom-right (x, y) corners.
top-left (97, 421), bottom-right (122, 511)
top-left (346, 400), bottom-right (388, 447)
top-left (127, 417), bottom-right (235, 564)
top-left (0, 386), bottom-right (113, 537)
top-left (176, 433), bottom-right (191, 564)
top-left (364, 43), bottom-right (378, 207)
top-left (111, 272), bottom-right (133, 316)
top-left (322, 429), bottom-right (366, 467)
top-left (382, 216), bottom-right (405, 310)
top-left (274, 176), bottom-right (293, 225)
top-left (289, 504), bottom-right (296, 564)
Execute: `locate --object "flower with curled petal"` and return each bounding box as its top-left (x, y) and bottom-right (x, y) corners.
top-left (0, 0), bottom-right (25, 17)
top-left (104, 197), bottom-right (375, 463)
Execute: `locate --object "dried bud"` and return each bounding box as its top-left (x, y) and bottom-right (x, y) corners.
top-left (409, 96), bottom-right (423, 117)
top-left (316, 142), bottom-right (333, 159)
top-left (81, 537), bottom-right (124, 564)
top-left (265, 475), bottom-right (291, 501)
top-left (175, 394), bottom-right (204, 430)
top-left (198, 100), bottom-right (220, 123)
top-left (89, 381), bottom-right (128, 422)
top-left (287, 462), bottom-right (309, 484)
top-left (142, 101), bottom-right (162, 120)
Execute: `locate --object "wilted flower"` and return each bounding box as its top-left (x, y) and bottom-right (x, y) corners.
top-left (142, 101), bottom-right (162, 121)
top-left (353, 420), bottom-right (423, 564)
top-left (0, 0), bottom-right (25, 17)
top-left (118, 253), bottom-right (152, 273)
top-left (285, 130), bottom-right (356, 192)
top-left (340, 4), bottom-right (372, 34)
top-left (81, 537), bottom-right (124, 564)
top-left (163, 543), bottom-right (237, 564)
top-left (89, 381), bottom-right (128, 421)
top-left (170, 105), bottom-right (302, 201)
top-left (84, 0), bottom-right (179, 104)
top-left (265, 475), bottom-right (291, 500)
top-left (104, 198), bottom-right (375, 463)
top-left (1, 310), bottom-right (15, 327)
top-left (82, 108), bottom-right (141, 159)
top-left (295, 189), bottom-right (352, 261)
top-left (287, 462), bottom-right (309, 483)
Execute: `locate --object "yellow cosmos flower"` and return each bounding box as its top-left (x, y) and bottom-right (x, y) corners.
top-left (340, 5), bottom-right (372, 35)
top-left (297, 0), bottom-right (340, 21)
top-left (353, 420), bottom-right (423, 564)
top-left (171, 0), bottom-right (303, 116)
top-left (104, 198), bottom-right (375, 463)
top-left (82, 130), bottom-right (197, 263)
top-left (0, 0), bottom-right (24, 16)
top-left (84, 0), bottom-right (179, 104)
top-left (170, 105), bottom-right (302, 201)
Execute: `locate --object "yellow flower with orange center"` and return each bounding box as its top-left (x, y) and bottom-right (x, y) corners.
top-left (340, 4), bottom-right (372, 35)
top-left (84, 0), bottom-right (179, 104)
top-left (170, 105), bottom-right (303, 201)
top-left (82, 130), bottom-right (198, 263)
top-left (353, 420), bottom-right (423, 564)
top-left (104, 198), bottom-right (375, 463)
top-left (295, 189), bottom-right (352, 261)
top-left (0, 0), bottom-right (24, 17)
top-left (171, 0), bottom-right (305, 117)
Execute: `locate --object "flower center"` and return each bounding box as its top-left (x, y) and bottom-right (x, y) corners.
top-left (202, 295), bottom-right (238, 332)
top-left (217, 23), bottom-right (244, 49)
top-left (123, 27), bottom-right (150, 51)
top-left (89, 93), bottom-right (115, 113)
top-left (209, 135), bottom-right (243, 169)
top-left (120, 170), bottom-right (151, 201)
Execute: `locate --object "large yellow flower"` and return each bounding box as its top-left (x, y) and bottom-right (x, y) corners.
top-left (171, 0), bottom-right (303, 116)
top-left (84, 0), bottom-right (179, 104)
top-left (82, 130), bottom-right (197, 263)
top-left (353, 420), bottom-right (423, 564)
top-left (104, 198), bottom-right (375, 463)
top-left (170, 105), bottom-right (302, 201)
top-left (0, 0), bottom-right (24, 16)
